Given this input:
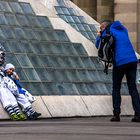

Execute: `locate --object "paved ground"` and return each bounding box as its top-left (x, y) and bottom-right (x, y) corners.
top-left (0, 117), bottom-right (140, 140)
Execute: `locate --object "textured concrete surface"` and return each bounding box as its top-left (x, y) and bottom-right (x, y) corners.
top-left (42, 96), bottom-right (90, 117)
top-left (0, 117), bottom-right (140, 140)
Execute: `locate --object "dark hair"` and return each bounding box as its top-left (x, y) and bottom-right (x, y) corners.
top-left (101, 20), bottom-right (112, 26)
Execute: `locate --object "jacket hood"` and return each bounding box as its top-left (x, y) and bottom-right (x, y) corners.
top-left (111, 20), bottom-right (125, 30)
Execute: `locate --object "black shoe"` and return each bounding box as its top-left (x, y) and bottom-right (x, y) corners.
top-left (131, 116), bottom-right (140, 122)
top-left (27, 114), bottom-right (34, 120)
top-left (32, 112), bottom-right (41, 120)
top-left (110, 116), bottom-right (120, 122)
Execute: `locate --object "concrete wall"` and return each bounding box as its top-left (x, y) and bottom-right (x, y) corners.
top-left (114, 0), bottom-right (138, 50)
top-left (72, 0), bottom-right (97, 20)
top-left (0, 95), bottom-right (134, 119)
top-left (97, 0), bottom-right (114, 23)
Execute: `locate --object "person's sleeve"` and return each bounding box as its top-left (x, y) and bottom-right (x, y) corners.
top-left (95, 36), bottom-right (101, 49)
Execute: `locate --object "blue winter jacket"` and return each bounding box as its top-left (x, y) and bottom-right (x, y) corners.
top-left (96, 20), bottom-right (138, 67)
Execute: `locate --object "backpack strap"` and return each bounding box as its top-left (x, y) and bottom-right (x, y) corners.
top-left (106, 24), bottom-right (112, 34)
top-left (103, 24), bottom-right (112, 75)
top-left (104, 62), bottom-right (109, 74)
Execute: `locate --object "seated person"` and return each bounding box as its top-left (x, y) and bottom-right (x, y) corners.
top-left (4, 63), bottom-right (41, 120)
top-left (0, 49), bottom-right (25, 121)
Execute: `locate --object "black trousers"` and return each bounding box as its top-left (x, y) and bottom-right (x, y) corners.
top-left (112, 62), bottom-right (140, 116)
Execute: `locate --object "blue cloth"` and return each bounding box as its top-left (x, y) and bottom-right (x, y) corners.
top-left (96, 20), bottom-right (138, 67)
top-left (9, 76), bottom-right (26, 95)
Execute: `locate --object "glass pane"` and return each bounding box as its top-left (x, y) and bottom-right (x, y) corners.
top-left (59, 14), bottom-right (68, 22)
top-left (22, 82), bottom-right (46, 95)
top-left (78, 16), bottom-right (86, 24)
top-left (37, 16), bottom-right (53, 29)
top-left (55, 30), bottom-right (70, 42)
top-left (9, 2), bottom-right (24, 14)
top-left (121, 83), bottom-right (128, 95)
top-left (57, 83), bottom-right (79, 95)
top-left (62, 7), bottom-right (70, 15)
top-left (81, 57), bottom-right (96, 69)
top-left (85, 83), bottom-right (99, 95)
top-left (6, 53), bottom-right (20, 66)
top-left (5, 13), bottom-right (19, 26)
top-left (57, 56), bottom-right (73, 68)
top-left (0, 28), bottom-right (6, 39)
top-left (24, 28), bottom-right (37, 40)
top-left (87, 70), bottom-right (101, 82)
top-left (70, 23), bottom-right (79, 31)
top-left (69, 57), bottom-right (84, 68)
top-left (55, 6), bottom-right (64, 14)
top-left (73, 43), bottom-right (88, 55)
top-left (72, 16), bottom-right (81, 23)
top-left (13, 27), bottom-right (26, 40)
top-left (35, 68), bottom-right (49, 81)
top-left (16, 14), bottom-right (30, 27)
top-left (23, 68), bottom-right (40, 81)
top-left (83, 24), bottom-right (91, 32)
top-left (0, 1), bottom-right (12, 12)
top-left (0, 13), bottom-right (7, 25)
top-left (81, 32), bottom-right (90, 39)
top-left (19, 41), bottom-right (35, 53)
top-left (57, 0), bottom-right (66, 6)
top-left (54, 69), bottom-right (70, 82)
top-left (66, 16), bottom-right (75, 23)
top-left (1, 27), bottom-right (15, 39)
top-left (47, 56), bottom-right (61, 68)
top-left (1, 41), bottom-right (10, 52)
top-left (28, 55), bottom-right (43, 67)
top-left (47, 43), bottom-right (63, 54)
top-left (16, 67), bottom-right (28, 81)
top-left (45, 30), bottom-right (58, 41)
top-left (66, 70), bottom-right (81, 82)
top-left (27, 16), bottom-right (40, 28)
top-left (90, 57), bottom-right (104, 70)
top-left (46, 69), bottom-right (59, 82)
top-left (61, 43), bottom-right (77, 55)
top-left (31, 42), bottom-right (47, 54)
top-left (77, 70), bottom-right (92, 82)
top-left (39, 56), bottom-right (53, 68)
top-left (77, 24), bottom-right (85, 31)
top-left (6, 41), bottom-right (23, 53)
top-left (43, 83), bottom-right (61, 95)
top-left (89, 24), bottom-right (98, 32)
top-left (94, 83), bottom-right (109, 95)
top-left (34, 30), bottom-right (48, 41)
top-left (16, 54), bottom-right (33, 67)
top-left (76, 83), bottom-right (89, 95)
top-left (20, 3), bottom-right (35, 15)
top-left (105, 83), bottom-right (112, 95)
top-left (68, 8), bottom-right (76, 15)
top-left (88, 32), bottom-right (96, 40)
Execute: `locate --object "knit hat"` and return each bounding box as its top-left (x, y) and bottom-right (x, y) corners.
top-left (4, 63), bottom-right (15, 71)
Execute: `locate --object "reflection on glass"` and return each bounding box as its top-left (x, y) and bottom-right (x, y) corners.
top-left (16, 67), bottom-right (28, 81)
top-left (16, 14), bottom-right (30, 27)
top-left (23, 68), bottom-right (40, 81)
top-left (20, 3), bottom-right (35, 15)
top-left (5, 13), bottom-right (19, 26)
top-left (9, 2), bottom-right (23, 14)
top-left (37, 16), bottom-right (53, 28)
top-left (0, 1), bottom-right (12, 12)
top-left (6, 53), bottom-right (20, 66)
top-left (0, 13), bottom-right (7, 25)
top-left (55, 30), bottom-right (70, 42)
top-left (13, 27), bottom-right (26, 40)
top-left (1, 27), bottom-right (15, 39)
top-left (16, 54), bottom-right (33, 67)
top-left (28, 55), bottom-right (43, 67)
